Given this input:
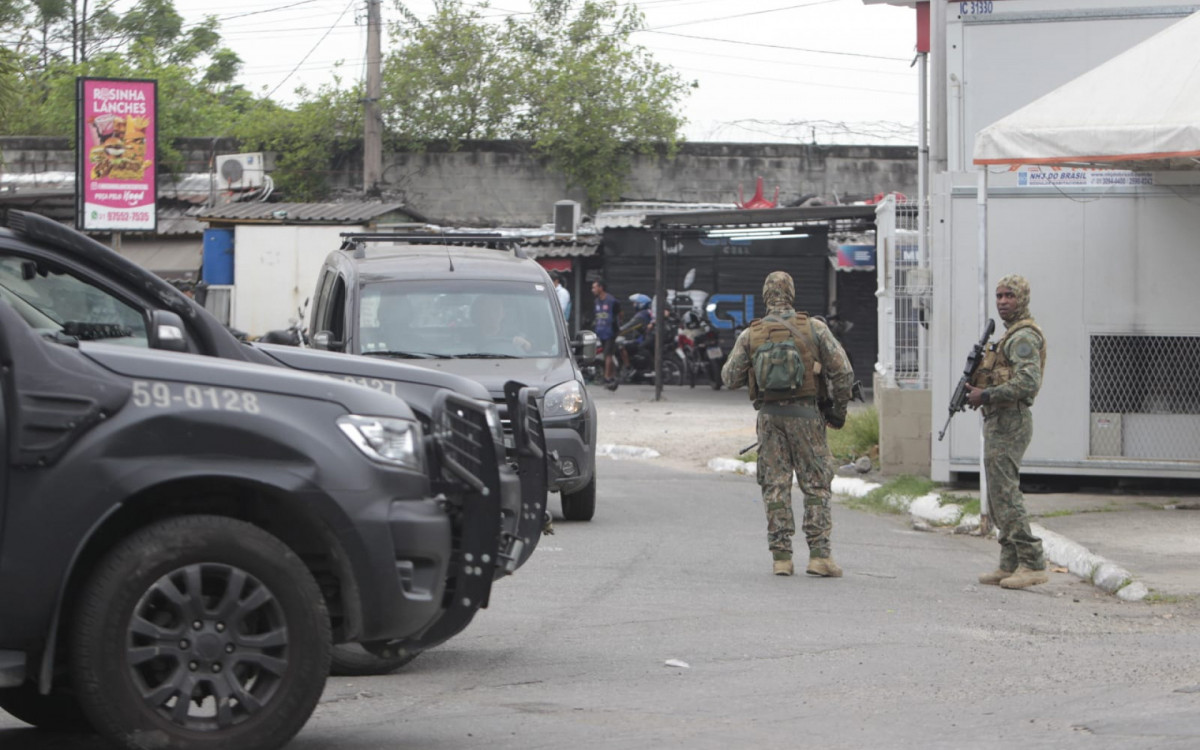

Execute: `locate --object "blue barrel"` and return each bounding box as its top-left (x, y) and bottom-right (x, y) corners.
top-left (202, 229), bottom-right (234, 285)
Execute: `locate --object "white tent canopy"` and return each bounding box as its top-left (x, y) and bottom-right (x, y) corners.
top-left (973, 10), bottom-right (1200, 170)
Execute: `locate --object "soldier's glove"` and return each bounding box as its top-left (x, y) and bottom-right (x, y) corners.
top-left (821, 399), bottom-right (847, 430)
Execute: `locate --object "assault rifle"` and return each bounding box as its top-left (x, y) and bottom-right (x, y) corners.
top-left (937, 318), bottom-right (995, 442)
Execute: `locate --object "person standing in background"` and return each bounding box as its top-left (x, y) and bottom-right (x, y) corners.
top-left (552, 271), bottom-right (571, 328)
top-left (591, 279), bottom-right (621, 391)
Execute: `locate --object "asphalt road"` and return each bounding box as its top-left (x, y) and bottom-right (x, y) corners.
top-left (4, 458), bottom-right (1199, 749)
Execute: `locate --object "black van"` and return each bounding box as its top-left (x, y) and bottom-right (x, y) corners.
top-left (310, 234), bottom-right (600, 521)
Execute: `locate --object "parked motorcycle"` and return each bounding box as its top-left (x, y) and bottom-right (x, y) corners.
top-left (616, 313), bottom-right (685, 386)
top-left (678, 308), bottom-right (724, 388)
top-left (259, 299), bottom-right (310, 347)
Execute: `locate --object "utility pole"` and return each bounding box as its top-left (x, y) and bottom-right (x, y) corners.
top-left (363, 0), bottom-right (383, 194)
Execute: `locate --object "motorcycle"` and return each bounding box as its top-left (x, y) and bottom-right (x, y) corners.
top-left (259, 299), bottom-right (310, 347)
top-left (616, 313), bottom-right (686, 386)
top-left (683, 305), bottom-right (729, 389)
top-left (677, 309), bottom-right (722, 388)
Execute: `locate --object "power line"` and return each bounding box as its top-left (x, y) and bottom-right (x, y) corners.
top-left (645, 30), bottom-right (910, 61)
top-left (263, 0), bottom-right (356, 99)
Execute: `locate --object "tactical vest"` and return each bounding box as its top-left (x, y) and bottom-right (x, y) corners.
top-left (746, 312), bottom-right (821, 404)
top-left (972, 318), bottom-right (1046, 389)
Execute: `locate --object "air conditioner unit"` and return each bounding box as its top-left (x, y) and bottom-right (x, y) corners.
top-left (554, 200), bottom-right (580, 235)
top-left (216, 152), bottom-right (266, 189)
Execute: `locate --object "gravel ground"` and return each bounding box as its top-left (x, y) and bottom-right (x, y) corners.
top-left (589, 382), bottom-right (810, 471)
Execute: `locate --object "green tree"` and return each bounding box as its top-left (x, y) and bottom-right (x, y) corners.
top-left (382, 0), bottom-right (517, 145)
top-left (0, 0), bottom-right (248, 175)
top-left (510, 0), bottom-right (690, 205)
top-left (232, 80), bottom-right (363, 201)
top-left (381, 0), bottom-right (690, 206)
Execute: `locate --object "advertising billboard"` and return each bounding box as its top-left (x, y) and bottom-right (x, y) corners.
top-left (75, 77), bottom-right (157, 232)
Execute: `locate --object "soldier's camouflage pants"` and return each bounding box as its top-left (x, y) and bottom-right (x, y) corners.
top-left (984, 404), bottom-right (1045, 571)
top-left (756, 411), bottom-right (834, 560)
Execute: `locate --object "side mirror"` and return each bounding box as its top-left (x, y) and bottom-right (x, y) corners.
top-left (311, 330), bottom-right (345, 352)
top-left (148, 310), bottom-right (189, 352)
top-left (574, 330), bottom-right (597, 362)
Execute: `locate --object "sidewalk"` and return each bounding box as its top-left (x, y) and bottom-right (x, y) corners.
top-left (590, 383), bottom-right (1200, 602)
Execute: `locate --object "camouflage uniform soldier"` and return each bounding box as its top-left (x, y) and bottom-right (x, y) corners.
top-left (722, 271), bottom-right (854, 577)
top-left (965, 274), bottom-right (1048, 590)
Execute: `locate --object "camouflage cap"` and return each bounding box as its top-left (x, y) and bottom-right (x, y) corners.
top-left (996, 273), bottom-right (1030, 323)
top-left (762, 271), bottom-right (795, 310)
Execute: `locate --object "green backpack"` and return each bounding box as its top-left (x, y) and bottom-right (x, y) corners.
top-left (752, 338), bottom-right (806, 395)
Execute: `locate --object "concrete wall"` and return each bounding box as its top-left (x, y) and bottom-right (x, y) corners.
top-left (375, 141), bottom-right (917, 226)
top-left (875, 374), bottom-right (932, 477)
top-left (3, 137), bottom-right (917, 227)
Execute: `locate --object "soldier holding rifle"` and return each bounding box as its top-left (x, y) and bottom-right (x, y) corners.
top-left (963, 275), bottom-right (1048, 590)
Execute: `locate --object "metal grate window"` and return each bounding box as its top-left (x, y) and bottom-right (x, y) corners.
top-left (875, 197), bottom-right (931, 389)
top-left (1090, 335), bottom-right (1200, 460)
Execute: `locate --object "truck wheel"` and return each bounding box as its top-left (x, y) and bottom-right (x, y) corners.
top-left (71, 516), bottom-right (331, 750)
top-left (561, 475), bottom-right (596, 521)
top-left (329, 644), bottom-right (420, 676)
top-left (0, 681), bottom-right (91, 731)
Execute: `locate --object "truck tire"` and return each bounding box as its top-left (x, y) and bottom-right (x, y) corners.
top-left (561, 474), bottom-right (596, 521)
top-left (0, 681), bottom-right (91, 731)
top-left (70, 515), bottom-right (331, 750)
top-left (329, 643), bottom-right (420, 676)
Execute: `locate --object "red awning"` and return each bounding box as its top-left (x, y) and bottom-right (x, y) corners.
top-left (538, 259), bottom-right (572, 272)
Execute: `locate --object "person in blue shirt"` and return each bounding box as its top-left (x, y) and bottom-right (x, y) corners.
top-left (591, 279), bottom-right (622, 390)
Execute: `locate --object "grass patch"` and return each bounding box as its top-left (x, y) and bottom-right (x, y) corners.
top-left (1039, 509), bottom-right (1077, 518)
top-left (940, 492), bottom-right (980, 516)
top-left (1144, 591), bottom-right (1197, 605)
top-left (844, 475), bottom-right (936, 515)
top-left (827, 405), bottom-right (879, 464)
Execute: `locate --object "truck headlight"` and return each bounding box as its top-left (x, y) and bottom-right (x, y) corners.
top-left (543, 380), bottom-right (584, 418)
top-left (338, 415), bottom-right (423, 471)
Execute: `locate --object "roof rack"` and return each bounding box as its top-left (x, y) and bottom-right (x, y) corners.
top-left (339, 232), bottom-right (528, 259)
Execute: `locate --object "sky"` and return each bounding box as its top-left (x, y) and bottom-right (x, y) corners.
top-left (163, 0), bottom-right (920, 144)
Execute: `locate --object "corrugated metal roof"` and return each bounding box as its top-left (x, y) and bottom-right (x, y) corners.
top-left (593, 201), bottom-right (737, 229)
top-left (196, 201), bottom-right (413, 223)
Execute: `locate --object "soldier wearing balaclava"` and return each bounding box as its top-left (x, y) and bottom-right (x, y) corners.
top-left (966, 274), bottom-right (1048, 589)
top-left (721, 271), bottom-right (854, 578)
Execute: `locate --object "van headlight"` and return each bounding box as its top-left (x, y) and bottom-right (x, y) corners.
top-left (544, 380), bottom-right (584, 417)
top-left (338, 415), bottom-right (423, 471)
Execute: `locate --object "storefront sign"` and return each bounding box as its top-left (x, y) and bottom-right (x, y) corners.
top-left (76, 77), bottom-right (157, 232)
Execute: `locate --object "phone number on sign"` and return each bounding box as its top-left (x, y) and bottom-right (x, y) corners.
top-left (960, 1), bottom-right (993, 13)
top-left (104, 210), bottom-right (151, 222)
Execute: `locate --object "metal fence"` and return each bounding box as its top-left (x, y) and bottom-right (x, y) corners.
top-left (874, 196), bottom-right (931, 389)
top-left (1090, 334), bottom-right (1200, 460)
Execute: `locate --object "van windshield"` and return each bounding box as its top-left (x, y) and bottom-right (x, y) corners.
top-left (359, 279), bottom-right (563, 359)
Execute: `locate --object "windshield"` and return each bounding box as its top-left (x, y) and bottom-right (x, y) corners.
top-left (0, 254), bottom-right (148, 345)
top-left (359, 279), bottom-right (563, 359)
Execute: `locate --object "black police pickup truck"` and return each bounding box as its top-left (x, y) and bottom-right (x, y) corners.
top-left (0, 287), bottom-right (498, 749)
top-left (0, 212), bottom-right (549, 691)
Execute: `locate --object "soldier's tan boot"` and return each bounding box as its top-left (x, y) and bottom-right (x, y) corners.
top-left (773, 559), bottom-right (794, 576)
top-left (806, 557), bottom-right (843, 578)
top-left (978, 568), bottom-right (1013, 586)
top-left (999, 566), bottom-right (1049, 589)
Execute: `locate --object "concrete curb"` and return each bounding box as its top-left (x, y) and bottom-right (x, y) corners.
top-left (704, 455), bottom-right (1149, 601)
top-left (1031, 523), bottom-right (1149, 602)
